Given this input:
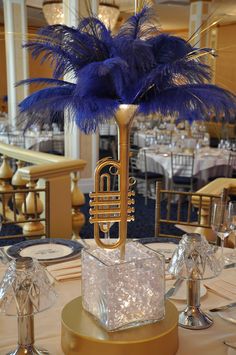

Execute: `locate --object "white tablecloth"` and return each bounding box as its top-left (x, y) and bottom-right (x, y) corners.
top-left (0, 242), bottom-right (236, 355)
top-left (133, 130), bottom-right (208, 149)
top-left (137, 147), bottom-right (230, 188)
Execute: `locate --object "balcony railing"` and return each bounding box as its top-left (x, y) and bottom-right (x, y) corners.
top-left (0, 141), bottom-right (86, 241)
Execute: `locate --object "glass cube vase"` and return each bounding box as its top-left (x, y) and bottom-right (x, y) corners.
top-left (81, 241), bottom-right (165, 332)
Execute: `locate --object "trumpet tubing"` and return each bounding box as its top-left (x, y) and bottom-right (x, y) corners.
top-left (89, 157), bottom-right (135, 249)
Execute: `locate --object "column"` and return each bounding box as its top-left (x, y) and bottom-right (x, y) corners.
top-left (3, 0), bottom-right (29, 126)
top-left (188, 0), bottom-right (212, 49)
top-left (63, 0), bottom-right (99, 193)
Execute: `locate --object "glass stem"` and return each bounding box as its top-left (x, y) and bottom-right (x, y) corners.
top-left (220, 236), bottom-right (225, 250)
top-left (229, 232), bottom-right (236, 257)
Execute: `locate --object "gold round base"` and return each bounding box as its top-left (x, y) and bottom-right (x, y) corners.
top-left (61, 297), bottom-right (178, 355)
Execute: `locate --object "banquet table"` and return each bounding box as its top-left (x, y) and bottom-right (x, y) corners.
top-left (1, 242), bottom-right (236, 355)
top-left (133, 130), bottom-right (209, 149)
top-left (137, 146), bottom-right (230, 188)
top-left (0, 130), bottom-right (64, 153)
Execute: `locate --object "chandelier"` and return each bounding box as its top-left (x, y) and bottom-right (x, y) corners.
top-left (98, 2), bottom-right (120, 31)
top-left (42, 0), bottom-right (120, 30)
top-left (42, 0), bottom-right (64, 25)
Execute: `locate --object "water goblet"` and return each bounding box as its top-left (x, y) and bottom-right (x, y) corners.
top-left (223, 201), bottom-right (236, 263)
top-left (211, 200), bottom-right (233, 264)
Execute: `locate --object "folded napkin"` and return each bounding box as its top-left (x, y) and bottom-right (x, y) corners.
top-left (204, 268), bottom-right (236, 301)
top-left (46, 258), bottom-right (81, 282)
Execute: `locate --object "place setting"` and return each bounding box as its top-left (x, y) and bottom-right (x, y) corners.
top-left (1, 238), bottom-right (85, 282)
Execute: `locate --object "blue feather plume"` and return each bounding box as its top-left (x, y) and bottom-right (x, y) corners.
top-left (18, 5), bottom-right (236, 133)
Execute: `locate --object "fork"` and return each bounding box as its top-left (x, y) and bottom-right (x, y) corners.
top-left (165, 278), bottom-right (183, 298)
top-left (0, 248), bottom-right (10, 264)
top-left (209, 302), bottom-right (236, 312)
top-left (223, 340), bottom-right (236, 350)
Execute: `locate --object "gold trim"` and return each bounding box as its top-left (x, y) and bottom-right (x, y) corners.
top-left (61, 297), bottom-right (179, 355)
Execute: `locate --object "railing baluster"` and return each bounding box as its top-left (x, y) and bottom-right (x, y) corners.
top-left (22, 180), bottom-right (45, 237)
top-left (12, 160), bottom-right (28, 221)
top-left (0, 155), bottom-right (13, 211)
top-left (0, 141), bottom-right (86, 240)
top-left (71, 172), bottom-right (85, 240)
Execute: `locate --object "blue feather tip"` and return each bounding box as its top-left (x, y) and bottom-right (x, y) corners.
top-left (18, 5), bottom-right (236, 133)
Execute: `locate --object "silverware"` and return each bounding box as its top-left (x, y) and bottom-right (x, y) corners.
top-left (223, 340), bottom-right (236, 350)
top-left (0, 248), bottom-right (10, 264)
top-left (209, 302), bottom-right (236, 312)
top-left (224, 263), bottom-right (236, 269)
top-left (165, 278), bottom-right (183, 298)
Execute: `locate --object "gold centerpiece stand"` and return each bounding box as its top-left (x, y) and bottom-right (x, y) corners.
top-left (61, 297), bottom-right (178, 355)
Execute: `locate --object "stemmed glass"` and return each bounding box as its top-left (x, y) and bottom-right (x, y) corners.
top-left (211, 200), bottom-right (233, 264)
top-left (224, 201), bottom-right (236, 263)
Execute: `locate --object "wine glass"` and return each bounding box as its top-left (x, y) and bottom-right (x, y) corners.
top-left (223, 201), bottom-right (236, 263)
top-left (211, 200), bottom-right (233, 264)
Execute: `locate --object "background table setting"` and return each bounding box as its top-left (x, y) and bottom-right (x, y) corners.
top-left (136, 146), bottom-right (230, 188)
top-left (1, 239), bottom-right (236, 354)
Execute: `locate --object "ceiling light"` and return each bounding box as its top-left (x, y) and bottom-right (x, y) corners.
top-left (42, 0), bottom-right (64, 25)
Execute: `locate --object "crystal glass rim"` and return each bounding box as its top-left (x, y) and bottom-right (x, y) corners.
top-left (82, 243), bottom-right (165, 267)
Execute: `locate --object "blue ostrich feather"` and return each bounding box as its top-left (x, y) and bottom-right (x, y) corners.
top-left (139, 84), bottom-right (236, 121)
top-left (18, 5), bottom-right (236, 133)
top-left (16, 78), bottom-right (72, 87)
top-left (25, 23), bottom-right (112, 79)
top-left (115, 6), bottom-right (160, 40)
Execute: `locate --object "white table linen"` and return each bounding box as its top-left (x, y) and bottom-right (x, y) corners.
top-left (133, 130), bottom-right (209, 149)
top-left (1, 241), bottom-right (236, 355)
top-left (137, 147), bottom-right (230, 188)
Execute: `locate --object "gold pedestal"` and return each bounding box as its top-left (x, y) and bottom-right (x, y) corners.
top-left (61, 297), bottom-right (178, 355)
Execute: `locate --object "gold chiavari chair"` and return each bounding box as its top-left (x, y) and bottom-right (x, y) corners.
top-left (170, 152), bottom-right (196, 191)
top-left (155, 182), bottom-right (224, 243)
top-left (129, 150), bottom-right (163, 205)
top-left (226, 152), bottom-right (236, 178)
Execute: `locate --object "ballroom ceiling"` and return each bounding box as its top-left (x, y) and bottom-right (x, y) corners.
top-left (0, 0), bottom-right (235, 30)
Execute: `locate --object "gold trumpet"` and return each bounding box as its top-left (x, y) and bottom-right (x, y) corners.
top-left (89, 105), bottom-right (137, 250)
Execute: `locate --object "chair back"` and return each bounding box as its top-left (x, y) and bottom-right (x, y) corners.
top-left (227, 152), bottom-right (236, 177)
top-left (156, 132), bottom-right (172, 145)
top-left (155, 182), bottom-right (222, 242)
top-left (171, 153), bottom-right (194, 178)
top-left (144, 134), bottom-right (156, 147)
top-left (129, 148), bottom-right (139, 172)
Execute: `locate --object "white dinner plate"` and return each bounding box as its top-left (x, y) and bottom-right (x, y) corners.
top-left (169, 282), bottom-right (207, 301)
top-left (6, 238), bottom-right (83, 264)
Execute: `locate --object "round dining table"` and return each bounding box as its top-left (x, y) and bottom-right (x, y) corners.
top-left (137, 146), bottom-right (230, 189)
top-left (0, 240), bottom-right (236, 355)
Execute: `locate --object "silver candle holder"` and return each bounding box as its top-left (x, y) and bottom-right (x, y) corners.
top-left (168, 233), bottom-right (223, 329)
top-left (0, 256), bottom-right (57, 354)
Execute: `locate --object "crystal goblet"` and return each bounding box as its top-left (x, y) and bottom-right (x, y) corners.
top-left (211, 200), bottom-right (233, 264)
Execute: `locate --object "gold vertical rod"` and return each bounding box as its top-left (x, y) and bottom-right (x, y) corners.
top-left (92, 105), bottom-right (137, 250)
top-left (116, 106), bottom-right (137, 257)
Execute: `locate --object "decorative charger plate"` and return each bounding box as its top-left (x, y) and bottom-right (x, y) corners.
top-left (6, 238), bottom-right (83, 264)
